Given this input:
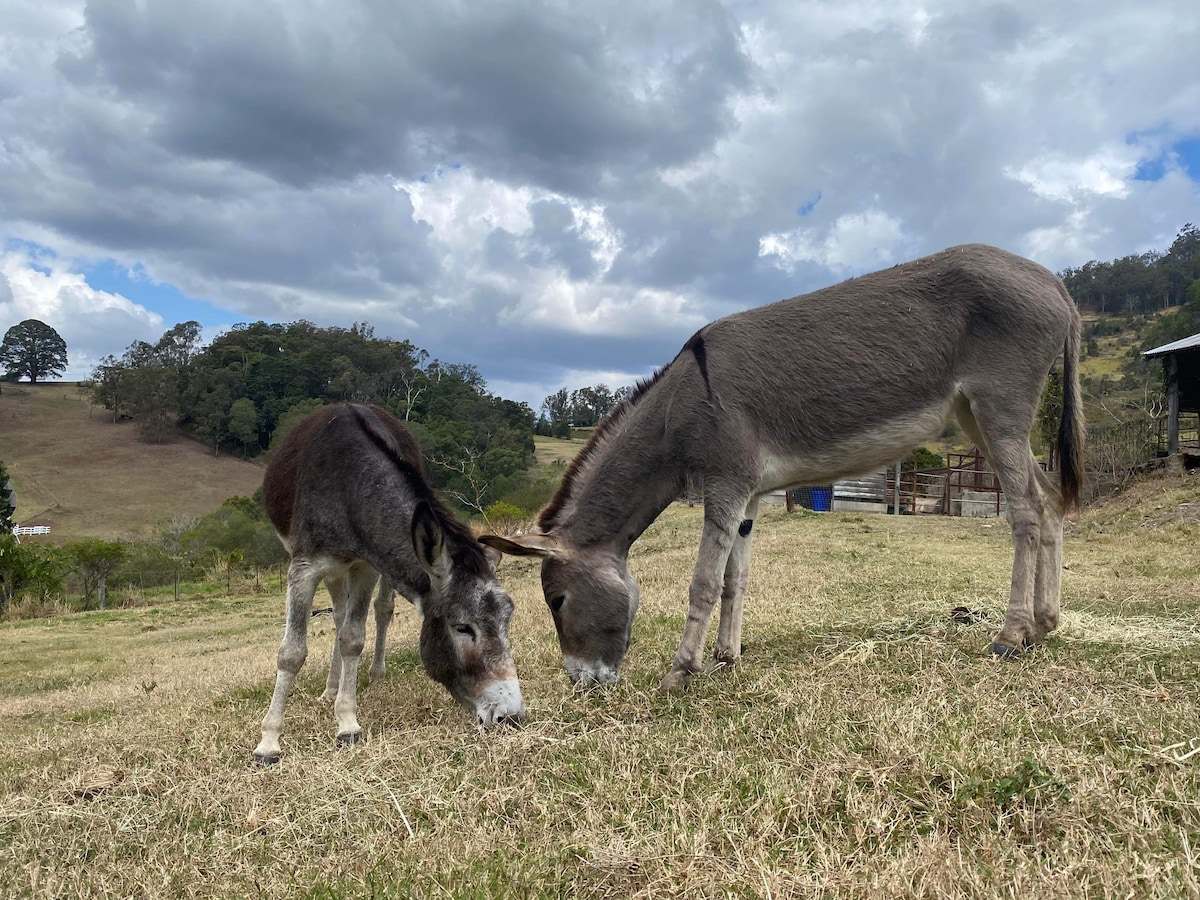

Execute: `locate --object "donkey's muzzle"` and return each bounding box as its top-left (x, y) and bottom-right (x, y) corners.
top-left (474, 677), bottom-right (526, 728)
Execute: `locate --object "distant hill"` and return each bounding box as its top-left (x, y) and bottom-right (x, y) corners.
top-left (0, 383), bottom-right (263, 543)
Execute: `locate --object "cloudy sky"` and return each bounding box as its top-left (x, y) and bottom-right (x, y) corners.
top-left (1, 0), bottom-right (1198, 409)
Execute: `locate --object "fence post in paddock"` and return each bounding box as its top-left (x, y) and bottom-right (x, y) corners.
top-left (785, 489), bottom-right (795, 513)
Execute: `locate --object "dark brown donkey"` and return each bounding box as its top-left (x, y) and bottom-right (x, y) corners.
top-left (481, 244), bottom-right (1084, 692)
top-left (254, 403), bottom-right (524, 763)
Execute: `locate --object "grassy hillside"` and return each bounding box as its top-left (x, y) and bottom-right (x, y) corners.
top-left (0, 383), bottom-right (264, 543)
top-left (1, 471), bottom-right (1198, 896)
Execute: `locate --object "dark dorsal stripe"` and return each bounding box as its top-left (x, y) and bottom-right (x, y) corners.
top-left (348, 405), bottom-right (492, 577)
top-left (684, 330), bottom-right (712, 401)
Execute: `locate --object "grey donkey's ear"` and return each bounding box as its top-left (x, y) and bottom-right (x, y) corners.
top-left (412, 501), bottom-right (452, 585)
top-left (481, 544), bottom-right (502, 573)
top-left (478, 532), bottom-right (566, 559)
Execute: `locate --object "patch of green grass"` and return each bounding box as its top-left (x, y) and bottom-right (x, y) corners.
top-left (67, 704), bottom-right (118, 725)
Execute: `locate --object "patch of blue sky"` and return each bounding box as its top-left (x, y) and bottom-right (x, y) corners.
top-left (3, 237), bottom-right (55, 274)
top-left (417, 161), bottom-right (464, 183)
top-left (795, 192), bottom-right (822, 216)
top-left (80, 259), bottom-right (227, 328)
top-left (1131, 133), bottom-right (1200, 182)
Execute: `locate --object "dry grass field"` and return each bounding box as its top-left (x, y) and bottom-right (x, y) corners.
top-left (2, 472), bottom-right (1200, 898)
top-left (533, 434), bottom-right (589, 466)
top-left (0, 383), bottom-right (264, 542)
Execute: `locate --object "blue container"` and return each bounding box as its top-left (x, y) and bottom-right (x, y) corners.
top-left (811, 487), bottom-right (832, 512)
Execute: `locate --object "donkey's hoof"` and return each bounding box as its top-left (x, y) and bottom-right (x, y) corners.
top-left (335, 731), bottom-right (361, 747)
top-left (989, 642), bottom-right (1025, 659)
top-left (711, 648), bottom-right (740, 668)
top-left (319, 689), bottom-right (336, 703)
top-left (658, 670), bottom-right (692, 694)
top-left (252, 750), bottom-right (282, 767)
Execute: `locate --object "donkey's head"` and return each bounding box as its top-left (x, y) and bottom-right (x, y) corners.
top-left (411, 503), bottom-right (525, 727)
top-left (479, 532), bottom-right (638, 687)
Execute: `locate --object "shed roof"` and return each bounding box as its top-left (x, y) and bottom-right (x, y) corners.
top-left (1144, 332), bottom-right (1200, 359)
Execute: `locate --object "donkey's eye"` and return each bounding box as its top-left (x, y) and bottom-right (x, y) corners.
top-left (454, 624), bottom-right (477, 641)
top-left (548, 595), bottom-right (566, 612)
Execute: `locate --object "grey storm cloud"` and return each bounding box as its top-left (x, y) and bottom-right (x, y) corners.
top-left (65, 0), bottom-right (749, 192)
top-left (0, 0), bottom-right (1198, 404)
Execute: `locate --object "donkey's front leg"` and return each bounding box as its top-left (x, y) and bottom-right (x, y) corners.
top-left (254, 559), bottom-right (320, 765)
top-left (661, 502), bottom-right (743, 693)
top-left (714, 496), bottom-right (760, 667)
top-left (332, 566), bottom-right (376, 746)
top-left (369, 582), bottom-right (396, 683)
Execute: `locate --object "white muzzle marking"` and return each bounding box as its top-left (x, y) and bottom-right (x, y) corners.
top-left (564, 655), bottom-right (620, 688)
top-left (474, 677), bottom-right (525, 728)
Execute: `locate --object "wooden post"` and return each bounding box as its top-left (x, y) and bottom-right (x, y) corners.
top-left (893, 461), bottom-right (902, 515)
top-left (785, 489), bottom-right (795, 513)
top-left (1167, 354), bottom-right (1180, 455)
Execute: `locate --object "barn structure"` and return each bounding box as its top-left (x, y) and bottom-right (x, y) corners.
top-left (1144, 331), bottom-right (1200, 458)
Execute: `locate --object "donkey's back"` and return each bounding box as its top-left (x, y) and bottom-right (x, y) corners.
top-left (263, 403), bottom-right (425, 559)
top-left (668, 244), bottom-right (1081, 498)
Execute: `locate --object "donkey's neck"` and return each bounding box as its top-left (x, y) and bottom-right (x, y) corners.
top-left (549, 401), bottom-right (683, 553)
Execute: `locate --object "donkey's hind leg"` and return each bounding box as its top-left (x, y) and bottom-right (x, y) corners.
top-left (332, 562), bottom-right (376, 746)
top-left (954, 396), bottom-right (1049, 655)
top-left (1032, 466), bottom-right (1066, 642)
top-left (254, 556), bottom-right (324, 765)
top-left (714, 495), bottom-right (762, 668)
top-left (321, 574), bottom-right (350, 702)
top-left (369, 579), bottom-right (396, 683)
top-left (983, 438), bottom-right (1046, 656)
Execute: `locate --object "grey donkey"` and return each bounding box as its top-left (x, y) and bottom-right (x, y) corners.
top-left (254, 403), bottom-right (524, 764)
top-left (481, 244), bottom-right (1084, 692)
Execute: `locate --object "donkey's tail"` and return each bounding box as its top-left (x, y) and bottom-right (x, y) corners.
top-left (1057, 288), bottom-right (1085, 511)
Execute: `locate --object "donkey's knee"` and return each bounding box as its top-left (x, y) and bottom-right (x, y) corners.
top-left (276, 639), bottom-right (308, 676)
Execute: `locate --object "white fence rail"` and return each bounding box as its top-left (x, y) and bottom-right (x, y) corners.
top-left (11, 525), bottom-right (51, 543)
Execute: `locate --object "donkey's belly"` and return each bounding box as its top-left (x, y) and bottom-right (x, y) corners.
top-left (756, 402), bottom-right (953, 492)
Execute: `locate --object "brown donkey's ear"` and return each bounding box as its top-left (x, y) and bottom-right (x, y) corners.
top-left (478, 532), bottom-right (566, 559)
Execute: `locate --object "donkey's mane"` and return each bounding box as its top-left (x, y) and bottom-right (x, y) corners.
top-left (349, 405), bottom-right (493, 577)
top-left (537, 356), bottom-right (679, 531)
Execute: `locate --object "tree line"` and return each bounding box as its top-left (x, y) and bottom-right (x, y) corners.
top-left (87, 320), bottom-right (538, 517)
top-left (536, 384), bottom-right (631, 437)
top-left (1059, 223), bottom-right (1200, 318)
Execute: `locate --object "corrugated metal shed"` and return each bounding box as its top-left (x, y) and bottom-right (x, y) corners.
top-left (1143, 330), bottom-right (1200, 453)
top-left (1144, 332), bottom-right (1200, 358)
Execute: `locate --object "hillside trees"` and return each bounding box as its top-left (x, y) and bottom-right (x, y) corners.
top-left (1061, 224), bottom-right (1200, 317)
top-left (89, 319), bottom-right (537, 514)
top-left (537, 383), bottom-right (630, 434)
top-left (66, 538), bottom-right (126, 610)
top-left (0, 535), bottom-right (64, 614)
top-left (0, 319), bottom-right (68, 383)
